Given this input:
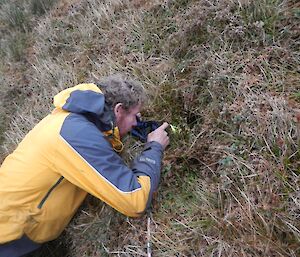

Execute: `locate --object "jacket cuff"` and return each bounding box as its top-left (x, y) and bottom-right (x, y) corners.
top-left (144, 141), bottom-right (164, 153)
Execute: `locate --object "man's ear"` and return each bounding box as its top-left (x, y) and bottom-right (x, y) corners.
top-left (114, 103), bottom-right (123, 118)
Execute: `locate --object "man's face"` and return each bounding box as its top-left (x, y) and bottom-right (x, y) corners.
top-left (115, 103), bottom-right (141, 138)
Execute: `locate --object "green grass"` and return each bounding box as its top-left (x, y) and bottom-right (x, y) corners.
top-left (241, 0), bottom-right (282, 34)
top-left (3, 2), bottom-right (30, 32)
top-left (30, 0), bottom-right (58, 15)
top-left (6, 32), bottom-right (29, 61)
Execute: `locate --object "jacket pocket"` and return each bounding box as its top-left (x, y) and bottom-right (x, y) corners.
top-left (37, 176), bottom-right (64, 209)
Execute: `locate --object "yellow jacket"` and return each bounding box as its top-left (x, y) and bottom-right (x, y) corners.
top-left (0, 83), bottom-right (163, 243)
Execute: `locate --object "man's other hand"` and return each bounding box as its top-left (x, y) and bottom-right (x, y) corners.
top-left (147, 122), bottom-right (169, 149)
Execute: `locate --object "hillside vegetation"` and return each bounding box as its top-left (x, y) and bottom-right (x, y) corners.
top-left (0, 0), bottom-right (299, 256)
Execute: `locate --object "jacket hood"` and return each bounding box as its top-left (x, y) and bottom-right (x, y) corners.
top-left (53, 83), bottom-right (116, 133)
top-left (53, 83), bottom-right (123, 151)
top-left (54, 83), bottom-right (104, 115)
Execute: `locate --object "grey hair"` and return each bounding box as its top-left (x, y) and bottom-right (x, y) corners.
top-left (96, 74), bottom-right (146, 110)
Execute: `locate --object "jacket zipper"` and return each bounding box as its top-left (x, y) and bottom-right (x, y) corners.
top-left (37, 176), bottom-right (64, 209)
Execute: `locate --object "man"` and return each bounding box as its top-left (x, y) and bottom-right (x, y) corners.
top-left (0, 74), bottom-right (169, 257)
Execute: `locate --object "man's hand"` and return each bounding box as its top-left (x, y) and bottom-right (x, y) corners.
top-left (147, 122), bottom-right (169, 149)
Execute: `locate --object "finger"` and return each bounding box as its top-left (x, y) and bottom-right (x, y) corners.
top-left (158, 122), bottom-right (169, 131)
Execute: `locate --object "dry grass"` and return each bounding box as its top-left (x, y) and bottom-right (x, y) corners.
top-left (1, 0), bottom-right (300, 256)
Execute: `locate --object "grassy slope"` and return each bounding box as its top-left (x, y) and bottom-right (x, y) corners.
top-left (1, 0), bottom-right (300, 256)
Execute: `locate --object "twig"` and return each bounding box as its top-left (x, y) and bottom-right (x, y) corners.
top-left (147, 210), bottom-right (152, 257)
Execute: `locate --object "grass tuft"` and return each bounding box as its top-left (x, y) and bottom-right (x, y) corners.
top-left (0, 2), bottom-right (30, 32)
top-left (30, 0), bottom-right (58, 15)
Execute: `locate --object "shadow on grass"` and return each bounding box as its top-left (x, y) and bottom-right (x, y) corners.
top-left (27, 233), bottom-right (70, 257)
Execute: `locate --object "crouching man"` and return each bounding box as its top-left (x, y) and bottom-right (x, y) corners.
top-left (0, 74), bottom-right (169, 257)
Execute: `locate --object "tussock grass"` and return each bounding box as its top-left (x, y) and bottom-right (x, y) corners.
top-left (0, 0), bottom-right (58, 157)
top-left (31, 0), bottom-right (58, 15)
top-left (0, 1), bottom-right (30, 32)
top-left (1, 0), bottom-right (300, 256)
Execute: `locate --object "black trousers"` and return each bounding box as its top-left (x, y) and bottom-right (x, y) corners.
top-left (0, 235), bottom-right (41, 257)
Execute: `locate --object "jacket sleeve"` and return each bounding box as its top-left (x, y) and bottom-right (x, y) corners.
top-left (53, 114), bottom-right (163, 217)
